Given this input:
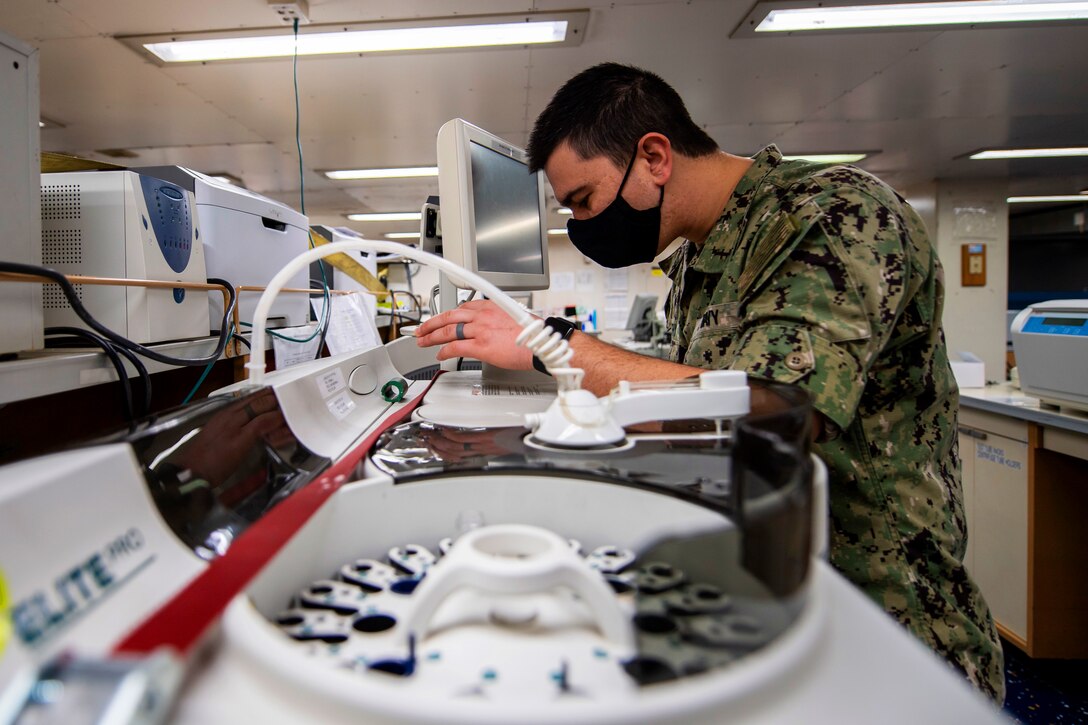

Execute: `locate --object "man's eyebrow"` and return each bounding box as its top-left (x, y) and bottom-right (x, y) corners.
top-left (559, 185), bottom-right (588, 209)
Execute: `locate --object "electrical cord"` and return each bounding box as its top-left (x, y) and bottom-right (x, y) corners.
top-left (386, 310), bottom-right (422, 324)
top-left (45, 326), bottom-right (138, 428)
top-left (48, 329), bottom-right (155, 417)
top-left (234, 279), bottom-right (333, 344)
top-left (181, 328), bottom-right (235, 405)
top-left (0, 261), bottom-right (236, 367)
top-left (390, 289), bottom-right (423, 319)
top-left (312, 270), bottom-right (331, 360)
top-left (110, 339), bottom-right (152, 416)
top-left (291, 19), bottom-right (331, 361)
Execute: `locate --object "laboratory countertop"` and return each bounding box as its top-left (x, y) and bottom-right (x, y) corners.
top-left (959, 383), bottom-right (1088, 436)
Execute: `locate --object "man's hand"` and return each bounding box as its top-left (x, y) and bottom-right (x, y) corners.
top-left (415, 299), bottom-right (535, 370)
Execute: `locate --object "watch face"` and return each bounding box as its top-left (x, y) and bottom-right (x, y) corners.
top-left (546, 317), bottom-right (577, 338)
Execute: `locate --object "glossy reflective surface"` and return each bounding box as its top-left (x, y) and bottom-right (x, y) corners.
top-left (105, 389), bottom-right (330, 560)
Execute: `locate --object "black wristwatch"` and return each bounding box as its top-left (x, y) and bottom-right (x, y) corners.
top-left (532, 316), bottom-right (578, 375)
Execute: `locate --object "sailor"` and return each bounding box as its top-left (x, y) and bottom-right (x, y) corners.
top-left (416, 62), bottom-right (1004, 702)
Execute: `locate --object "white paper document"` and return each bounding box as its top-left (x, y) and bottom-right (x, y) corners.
top-left (604, 292), bottom-right (629, 330)
top-left (550, 271), bottom-right (575, 291)
top-left (311, 292), bottom-right (382, 357)
top-left (605, 268), bottom-right (629, 292)
top-left (271, 325), bottom-right (324, 369)
top-left (575, 270), bottom-right (596, 291)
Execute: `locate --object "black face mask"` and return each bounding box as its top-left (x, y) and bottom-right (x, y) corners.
top-left (566, 147), bottom-right (664, 269)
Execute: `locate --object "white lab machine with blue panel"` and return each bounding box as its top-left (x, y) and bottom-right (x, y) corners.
top-left (40, 170), bottom-right (208, 344)
top-left (136, 166), bottom-right (311, 330)
top-left (1011, 299), bottom-right (1088, 412)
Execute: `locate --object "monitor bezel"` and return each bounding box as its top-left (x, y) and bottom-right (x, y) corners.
top-left (436, 118), bottom-right (550, 292)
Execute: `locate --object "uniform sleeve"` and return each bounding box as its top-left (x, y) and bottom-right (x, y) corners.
top-left (724, 188), bottom-right (913, 435)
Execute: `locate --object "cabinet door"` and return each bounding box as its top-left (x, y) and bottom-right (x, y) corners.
top-left (970, 433), bottom-right (1029, 641)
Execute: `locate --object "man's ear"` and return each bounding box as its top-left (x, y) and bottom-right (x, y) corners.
top-left (638, 132), bottom-right (672, 184)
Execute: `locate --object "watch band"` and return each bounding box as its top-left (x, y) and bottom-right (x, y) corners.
top-left (532, 317), bottom-right (578, 374)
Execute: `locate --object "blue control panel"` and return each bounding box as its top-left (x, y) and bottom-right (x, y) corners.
top-left (138, 175), bottom-right (193, 274)
top-left (1022, 314), bottom-right (1088, 337)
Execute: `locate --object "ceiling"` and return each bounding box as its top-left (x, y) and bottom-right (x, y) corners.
top-left (4, 0), bottom-right (1087, 240)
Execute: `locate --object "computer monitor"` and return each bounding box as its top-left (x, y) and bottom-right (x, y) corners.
top-left (436, 118), bottom-right (550, 292)
top-left (626, 294), bottom-right (659, 342)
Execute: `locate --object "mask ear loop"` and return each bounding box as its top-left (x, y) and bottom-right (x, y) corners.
top-left (617, 141), bottom-right (666, 207)
top-left (615, 143), bottom-right (641, 197)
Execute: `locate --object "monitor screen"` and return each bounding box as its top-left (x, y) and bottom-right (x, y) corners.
top-left (437, 118), bottom-right (550, 292)
top-left (470, 141), bottom-right (545, 276)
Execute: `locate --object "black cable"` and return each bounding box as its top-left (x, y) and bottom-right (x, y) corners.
top-left (291, 19), bottom-right (328, 363)
top-left (313, 288), bottom-right (332, 360)
top-left (46, 325), bottom-right (152, 417)
top-left (112, 343), bottom-right (152, 416)
top-left (390, 289), bottom-right (415, 314)
top-left (0, 262), bottom-right (236, 367)
top-left (386, 310), bottom-right (422, 324)
top-left (45, 327), bottom-right (136, 428)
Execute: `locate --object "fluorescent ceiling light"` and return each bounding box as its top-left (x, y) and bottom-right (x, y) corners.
top-left (548, 228), bottom-right (569, 236)
top-left (325, 166), bottom-right (438, 180)
top-left (347, 212), bottom-right (421, 222)
top-left (754, 1), bottom-right (1088, 33)
top-left (1007, 195), bottom-right (1088, 203)
top-left (782, 153), bottom-right (868, 163)
top-left (970, 147), bottom-right (1088, 160)
top-left (135, 15), bottom-right (582, 63)
top-left (384, 232), bottom-right (421, 239)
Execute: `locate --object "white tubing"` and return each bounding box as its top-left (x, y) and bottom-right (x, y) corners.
top-left (515, 318), bottom-right (580, 392)
top-left (246, 240), bottom-right (578, 386)
top-left (246, 240), bottom-right (534, 385)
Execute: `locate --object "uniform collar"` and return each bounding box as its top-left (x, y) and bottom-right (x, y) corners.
top-left (691, 145), bottom-right (784, 273)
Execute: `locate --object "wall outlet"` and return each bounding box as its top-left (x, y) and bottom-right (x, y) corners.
top-left (268, 0), bottom-right (310, 25)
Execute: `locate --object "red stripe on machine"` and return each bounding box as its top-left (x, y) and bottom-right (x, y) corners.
top-left (113, 376), bottom-right (438, 656)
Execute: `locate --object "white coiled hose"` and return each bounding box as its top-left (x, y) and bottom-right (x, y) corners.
top-left (245, 240), bottom-right (583, 390)
top-left (515, 318), bottom-right (583, 392)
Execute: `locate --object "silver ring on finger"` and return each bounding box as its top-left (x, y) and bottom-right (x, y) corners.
top-left (455, 321), bottom-right (467, 340)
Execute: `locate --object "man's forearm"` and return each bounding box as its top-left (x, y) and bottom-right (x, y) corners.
top-left (566, 332), bottom-right (703, 396)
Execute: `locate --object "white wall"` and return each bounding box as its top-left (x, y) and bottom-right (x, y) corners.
top-left (905, 179), bottom-right (1009, 382)
top-left (532, 235), bottom-right (675, 342)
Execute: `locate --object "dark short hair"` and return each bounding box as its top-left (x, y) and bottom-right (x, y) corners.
top-left (527, 62), bottom-right (719, 172)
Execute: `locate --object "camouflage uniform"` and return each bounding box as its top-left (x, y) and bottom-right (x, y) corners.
top-left (661, 145), bottom-right (1004, 701)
